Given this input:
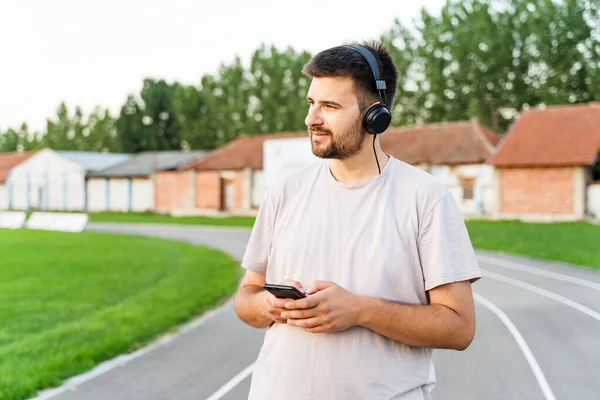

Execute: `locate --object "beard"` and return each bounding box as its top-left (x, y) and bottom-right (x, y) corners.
top-left (309, 120), bottom-right (365, 160)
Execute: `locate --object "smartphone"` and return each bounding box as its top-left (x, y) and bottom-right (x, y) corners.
top-left (263, 283), bottom-right (306, 299)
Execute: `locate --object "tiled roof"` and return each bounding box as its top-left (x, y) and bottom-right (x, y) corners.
top-left (182, 132), bottom-right (307, 171)
top-left (0, 151), bottom-right (37, 183)
top-left (490, 102), bottom-right (600, 167)
top-left (381, 118), bottom-right (500, 165)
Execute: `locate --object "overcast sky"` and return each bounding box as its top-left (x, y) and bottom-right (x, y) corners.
top-left (0, 0), bottom-right (445, 132)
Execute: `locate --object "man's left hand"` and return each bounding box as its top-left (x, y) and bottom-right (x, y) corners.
top-left (281, 280), bottom-right (361, 333)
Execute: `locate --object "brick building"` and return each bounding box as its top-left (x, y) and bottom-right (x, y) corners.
top-left (490, 102), bottom-right (600, 221)
top-left (88, 150), bottom-right (206, 212)
top-left (157, 132), bottom-right (305, 215)
top-left (381, 118), bottom-right (501, 216)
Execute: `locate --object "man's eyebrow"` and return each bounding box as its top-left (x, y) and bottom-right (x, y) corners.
top-left (306, 97), bottom-right (343, 107)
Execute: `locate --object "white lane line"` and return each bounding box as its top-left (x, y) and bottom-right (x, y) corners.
top-left (483, 270), bottom-right (600, 322)
top-left (29, 303), bottom-right (229, 400)
top-left (477, 254), bottom-right (600, 291)
top-left (474, 293), bottom-right (557, 400)
top-left (205, 362), bottom-right (255, 400)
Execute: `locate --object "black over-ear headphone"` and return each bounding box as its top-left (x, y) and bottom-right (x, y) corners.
top-left (345, 45), bottom-right (392, 135)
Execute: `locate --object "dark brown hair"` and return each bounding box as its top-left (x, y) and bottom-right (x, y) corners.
top-left (302, 40), bottom-right (399, 112)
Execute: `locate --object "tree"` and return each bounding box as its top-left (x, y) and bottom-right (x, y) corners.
top-left (247, 45), bottom-right (312, 134)
top-left (510, 0), bottom-right (600, 105)
top-left (86, 107), bottom-right (119, 152)
top-left (0, 128), bottom-right (20, 152)
top-left (196, 57), bottom-right (251, 148)
top-left (173, 83), bottom-right (210, 150)
top-left (116, 95), bottom-right (146, 153)
top-left (381, 18), bottom-right (428, 126)
top-left (43, 102), bottom-right (77, 150)
top-left (139, 78), bottom-right (182, 150)
top-left (0, 123), bottom-right (42, 152)
top-left (381, 0), bottom-right (599, 132)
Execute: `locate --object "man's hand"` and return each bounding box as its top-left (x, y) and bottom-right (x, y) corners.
top-left (262, 280), bottom-right (306, 324)
top-left (281, 280), bottom-right (361, 333)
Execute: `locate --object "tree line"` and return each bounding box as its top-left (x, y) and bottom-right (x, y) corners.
top-left (1, 0), bottom-right (598, 153)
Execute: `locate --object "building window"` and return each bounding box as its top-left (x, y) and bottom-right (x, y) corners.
top-left (461, 178), bottom-right (475, 200)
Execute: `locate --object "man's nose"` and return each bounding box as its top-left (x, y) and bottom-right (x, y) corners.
top-left (305, 106), bottom-right (323, 128)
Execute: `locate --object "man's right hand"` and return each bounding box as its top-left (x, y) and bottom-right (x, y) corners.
top-left (262, 280), bottom-right (306, 323)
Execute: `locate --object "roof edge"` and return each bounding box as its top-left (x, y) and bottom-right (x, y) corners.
top-left (470, 117), bottom-right (497, 154)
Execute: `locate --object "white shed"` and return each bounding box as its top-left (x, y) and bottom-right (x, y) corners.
top-left (0, 151), bottom-right (37, 210)
top-left (6, 149), bottom-right (131, 211)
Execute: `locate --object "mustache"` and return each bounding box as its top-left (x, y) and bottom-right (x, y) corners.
top-left (308, 128), bottom-right (332, 135)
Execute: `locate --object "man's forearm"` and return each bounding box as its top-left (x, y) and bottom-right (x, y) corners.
top-left (356, 296), bottom-right (474, 350)
top-left (234, 285), bottom-right (272, 329)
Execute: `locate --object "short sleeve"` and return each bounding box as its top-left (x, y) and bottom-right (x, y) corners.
top-left (417, 194), bottom-right (481, 291)
top-left (240, 187), bottom-right (278, 274)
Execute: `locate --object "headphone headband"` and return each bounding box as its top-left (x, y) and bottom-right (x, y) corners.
top-left (346, 44), bottom-right (387, 104)
top-left (344, 44), bottom-right (392, 136)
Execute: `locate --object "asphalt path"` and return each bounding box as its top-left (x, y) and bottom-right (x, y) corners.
top-left (30, 222), bottom-right (600, 400)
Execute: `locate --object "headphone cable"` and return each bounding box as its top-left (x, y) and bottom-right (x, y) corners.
top-left (373, 133), bottom-right (381, 174)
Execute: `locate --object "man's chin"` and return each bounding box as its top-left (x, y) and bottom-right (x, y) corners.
top-left (312, 151), bottom-right (329, 159)
top-left (311, 149), bottom-right (339, 159)
top-left (312, 152), bottom-right (329, 159)
top-left (311, 142), bottom-right (330, 159)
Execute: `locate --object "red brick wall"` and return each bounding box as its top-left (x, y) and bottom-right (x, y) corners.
top-left (195, 171), bottom-right (221, 209)
top-left (155, 171), bottom-right (191, 210)
top-left (194, 170), bottom-right (248, 211)
top-left (500, 167), bottom-right (575, 214)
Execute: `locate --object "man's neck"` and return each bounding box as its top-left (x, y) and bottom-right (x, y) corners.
top-left (328, 141), bottom-right (390, 183)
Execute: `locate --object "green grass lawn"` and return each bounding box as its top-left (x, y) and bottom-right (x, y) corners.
top-left (465, 220), bottom-right (600, 270)
top-left (0, 229), bottom-right (243, 400)
top-left (87, 211), bottom-right (256, 227)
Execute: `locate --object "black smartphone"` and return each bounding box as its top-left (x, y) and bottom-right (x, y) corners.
top-left (263, 283), bottom-right (306, 299)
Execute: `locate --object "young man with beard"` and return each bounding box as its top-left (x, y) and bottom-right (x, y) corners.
top-left (234, 41), bottom-right (481, 400)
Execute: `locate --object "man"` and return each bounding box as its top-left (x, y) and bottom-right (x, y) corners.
top-left (233, 40), bottom-right (481, 400)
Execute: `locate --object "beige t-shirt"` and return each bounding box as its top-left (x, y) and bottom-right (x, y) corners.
top-left (241, 155), bottom-right (481, 400)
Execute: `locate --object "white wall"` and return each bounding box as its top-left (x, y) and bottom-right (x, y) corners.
top-left (0, 184), bottom-right (7, 210)
top-left (574, 167), bottom-right (586, 219)
top-left (7, 149), bottom-right (86, 211)
top-left (263, 137), bottom-right (317, 188)
top-left (88, 177), bottom-right (151, 212)
top-left (428, 164), bottom-right (495, 217)
top-left (131, 178), bottom-right (153, 212)
top-left (588, 184), bottom-right (600, 219)
top-left (251, 170), bottom-right (265, 207)
top-left (66, 170), bottom-right (86, 210)
top-left (87, 178), bottom-right (108, 212)
top-left (108, 178), bottom-right (129, 211)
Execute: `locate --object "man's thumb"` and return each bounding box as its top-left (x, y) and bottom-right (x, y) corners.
top-left (307, 280), bottom-right (333, 295)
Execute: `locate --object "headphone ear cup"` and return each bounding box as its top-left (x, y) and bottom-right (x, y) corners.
top-left (363, 104), bottom-right (391, 135)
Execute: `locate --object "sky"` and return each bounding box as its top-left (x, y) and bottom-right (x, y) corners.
top-left (0, 0), bottom-right (445, 133)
